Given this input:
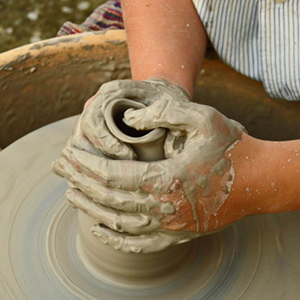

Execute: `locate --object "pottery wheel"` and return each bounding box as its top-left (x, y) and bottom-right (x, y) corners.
top-left (1, 116), bottom-right (300, 300)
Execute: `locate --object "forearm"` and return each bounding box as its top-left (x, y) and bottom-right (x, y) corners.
top-left (227, 134), bottom-right (300, 216)
top-left (121, 0), bottom-right (207, 97)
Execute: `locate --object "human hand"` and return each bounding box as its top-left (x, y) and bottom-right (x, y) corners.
top-left (68, 78), bottom-right (190, 160)
top-left (52, 99), bottom-right (245, 253)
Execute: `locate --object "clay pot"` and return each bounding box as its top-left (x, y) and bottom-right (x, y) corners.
top-left (77, 210), bottom-right (196, 286)
top-left (76, 99), bottom-right (188, 285)
top-left (104, 98), bottom-right (166, 161)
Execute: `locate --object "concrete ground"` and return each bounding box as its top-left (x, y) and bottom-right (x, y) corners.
top-left (0, 0), bottom-right (105, 54)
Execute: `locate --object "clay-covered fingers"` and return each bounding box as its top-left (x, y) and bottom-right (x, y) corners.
top-left (51, 158), bottom-right (65, 178)
top-left (53, 155), bottom-right (162, 213)
top-left (79, 80), bottom-right (161, 160)
top-left (82, 81), bottom-right (159, 160)
top-left (163, 133), bottom-right (187, 158)
top-left (66, 114), bottom-right (102, 156)
top-left (144, 79), bottom-right (192, 104)
top-left (65, 188), bottom-right (160, 235)
top-left (98, 80), bottom-right (158, 104)
top-left (81, 99), bottom-right (136, 160)
top-left (60, 146), bottom-right (172, 193)
top-left (79, 79), bottom-right (191, 160)
top-left (124, 100), bottom-right (199, 132)
top-left (123, 100), bottom-right (242, 150)
top-left (91, 224), bottom-right (197, 253)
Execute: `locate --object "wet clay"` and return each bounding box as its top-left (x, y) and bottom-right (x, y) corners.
top-left (2, 117), bottom-right (300, 299)
top-left (52, 80), bottom-right (244, 254)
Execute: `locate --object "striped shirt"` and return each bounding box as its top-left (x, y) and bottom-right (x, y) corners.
top-left (58, 0), bottom-right (299, 101)
top-left (193, 0), bottom-right (300, 101)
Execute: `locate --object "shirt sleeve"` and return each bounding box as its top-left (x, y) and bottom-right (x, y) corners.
top-left (193, 0), bottom-right (300, 101)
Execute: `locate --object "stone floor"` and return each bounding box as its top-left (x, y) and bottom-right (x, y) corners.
top-left (0, 0), bottom-right (105, 54)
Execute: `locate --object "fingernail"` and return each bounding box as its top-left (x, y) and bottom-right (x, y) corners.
top-left (65, 198), bottom-right (78, 208)
top-left (51, 161), bottom-right (64, 177)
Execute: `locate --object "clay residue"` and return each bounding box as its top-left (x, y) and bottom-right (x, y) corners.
top-left (123, 98), bottom-right (244, 233)
top-left (3, 116), bottom-right (300, 298)
top-left (52, 80), bottom-right (244, 253)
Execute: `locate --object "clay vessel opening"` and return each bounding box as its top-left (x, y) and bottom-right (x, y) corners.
top-left (113, 106), bottom-right (150, 138)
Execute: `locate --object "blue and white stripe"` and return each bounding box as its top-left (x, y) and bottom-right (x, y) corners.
top-left (193, 0), bottom-right (300, 101)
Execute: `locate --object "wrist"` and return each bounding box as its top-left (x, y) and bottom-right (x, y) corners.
top-left (131, 68), bottom-right (196, 99)
top-left (224, 133), bottom-right (277, 216)
top-left (226, 134), bottom-right (300, 216)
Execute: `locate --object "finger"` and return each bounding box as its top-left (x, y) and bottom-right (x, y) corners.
top-left (61, 146), bottom-right (149, 191)
top-left (82, 95), bottom-right (137, 160)
top-left (164, 133), bottom-right (186, 159)
top-left (60, 146), bottom-right (172, 193)
top-left (92, 224), bottom-right (195, 253)
top-left (84, 95), bottom-right (95, 109)
top-left (99, 80), bottom-right (157, 104)
top-left (65, 188), bottom-right (160, 234)
top-left (51, 158), bottom-right (65, 178)
top-left (123, 99), bottom-right (193, 132)
top-left (145, 78), bottom-right (191, 101)
top-left (57, 157), bottom-right (160, 213)
top-left (101, 79), bottom-right (190, 103)
top-left (67, 114), bottom-right (103, 156)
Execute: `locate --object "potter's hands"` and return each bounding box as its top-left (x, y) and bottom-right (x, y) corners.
top-left (53, 99), bottom-right (245, 253)
top-left (68, 79), bottom-right (190, 160)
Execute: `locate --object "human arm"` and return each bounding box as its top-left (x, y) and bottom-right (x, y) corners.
top-left (227, 135), bottom-right (300, 217)
top-left (121, 0), bottom-right (207, 97)
top-left (53, 99), bottom-right (300, 239)
top-left (86, 0), bottom-right (300, 214)
top-left (52, 2), bottom-right (300, 252)
top-left (52, 99), bottom-right (246, 252)
top-left (74, 0), bottom-right (206, 158)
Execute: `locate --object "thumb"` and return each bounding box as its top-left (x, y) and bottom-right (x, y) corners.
top-left (123, 107), bottom-right (156, 131)
top-left (84, 96), bottom-right (95, 109)
top-left (123, 100), bottom-right (191, 132)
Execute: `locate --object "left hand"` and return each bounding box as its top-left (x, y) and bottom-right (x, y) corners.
top-left (68, 78), bottom-right (190, 160)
